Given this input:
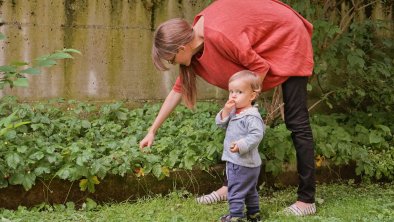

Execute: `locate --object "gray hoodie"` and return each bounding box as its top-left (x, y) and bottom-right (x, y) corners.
top-left (215, 106), bottom-right (265, 168)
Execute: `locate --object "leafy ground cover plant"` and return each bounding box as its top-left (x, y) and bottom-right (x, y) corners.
top-left (0, 98), bottom-right (224, 191)
top-left (0, 98), bottom-right (393, 192)
top-left (0, 30), bottom-right (81, 137)
top-left (1, 182), bottom-right (393, 221)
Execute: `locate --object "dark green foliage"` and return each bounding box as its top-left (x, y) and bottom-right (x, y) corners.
top-left (0, 98), bottom-right (224, 191)
top-left (283, 0), bottom-right (394, 112)
top-left (318, 20), bottom-right (394, 112)
top-left (0, 99), bottom-right (393, 192)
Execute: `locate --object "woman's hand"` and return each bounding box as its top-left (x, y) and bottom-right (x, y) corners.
top-left (221, 99), bottom-right (235, 119)
top-left (138, 90), bottom-right (182, 152)
top-left (139, 132), bottom-right (155, 150)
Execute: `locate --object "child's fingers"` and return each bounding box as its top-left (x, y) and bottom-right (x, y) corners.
top-left (228, 99), bottom-right (235, 104)
top-left (226, 99), bottom-right (234, 104)
top-left (230, 143), bottom-right (239, 153)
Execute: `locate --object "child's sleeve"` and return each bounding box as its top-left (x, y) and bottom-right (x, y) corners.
top-left (215, 109), bottom-right (230, 129)
top-left (236, 116), bottom-right (265, 155)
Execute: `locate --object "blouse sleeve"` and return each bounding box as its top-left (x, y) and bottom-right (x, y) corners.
top-left (172, 76), bottom-right (182, 93)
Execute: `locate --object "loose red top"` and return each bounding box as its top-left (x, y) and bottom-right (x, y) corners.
top-left (173, 0), bottom-right (314, 93)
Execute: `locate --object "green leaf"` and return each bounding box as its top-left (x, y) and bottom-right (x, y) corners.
top-left (375, 125), bottom-right (391, 136)
top-left (347, 54), bottom-right (365, 68)
top-left (11, 121), bottom-right (30, 129)
top-left (46, 146), bottom-right (55, 154)
top-left (116, 111), bottom-right (128, 121)
top-left (369, 131), bottom-right (383, 144)
top-left (0, 177), bottom-right (8, 188)
top-left (84, 198), bottom-right (97, 210)
top-left (34, 166), bottom-right (50, 175)
top-left (9, 174), bottom-right (24, 185)
top-left (0, 65), bottom-right (17, 73)
top-left (30, 151), bottom-right (45, 160)
top-left (6, 153), bottom-right (22, 169)
top-left (81, 120), bottom-right (91, 129)
top-left (47, 155), bottom-right (57, 163)
top-left (17, 146), bottom-right (28, 153)
top-left (0, 33), bottom-right (5, 40)
top-left (13, 78), bottom-right (29, 87)
top-left (61, 48), bottom-right (82, 54)
top-left (265, 160), bottom-right (281, 176)
top-left (66, 202), bottom-right (75, 210)
top-left (5, 130), bottom-right (17, 139)
top-left (36, 59), bottom-right (57, 67)
top-left (10, 61), bottom-right (29, 66)
top-left (21, 173), bottom-right (36, 191)
top-left (9, 172), bottom-right (36, 191)
top-left (183, 155), bottom-right (196, 170)
top-left (79, 178), bottom-right (88, 191)
top-left (307, 83), bottom-right (312, 92)
top-left (77, 154), bottom-right (90, 166)
top-left (0, 112), bottom-right (17, 126)
top-left (21, 67), bottom-right (41, 75)
top-left (48, 52), bottom-right (73, 60)
top-left (57, 167), bottom-right (71, 179)
top-left (274, 145), bottom-right (286, 161)
top-left (152, 164), bottom-right (162, 179)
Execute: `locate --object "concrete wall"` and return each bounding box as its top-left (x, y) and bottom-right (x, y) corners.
top-left (0, 0), bottom-right (227, 102)
top-left (1, 0), bottom-right (392, 103)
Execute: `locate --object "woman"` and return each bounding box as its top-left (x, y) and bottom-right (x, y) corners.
top-left (139, 0), bottom-right (316, 216)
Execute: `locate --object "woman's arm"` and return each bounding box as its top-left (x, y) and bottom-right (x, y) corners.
top-left (139, 89), bottom-right (182, 148)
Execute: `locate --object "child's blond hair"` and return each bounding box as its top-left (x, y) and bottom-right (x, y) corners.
top-left (229, 70), bottom-right (262, 95)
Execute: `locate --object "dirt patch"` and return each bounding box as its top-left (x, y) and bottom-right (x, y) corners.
top-left (0, 163), bottom-right (358, 209)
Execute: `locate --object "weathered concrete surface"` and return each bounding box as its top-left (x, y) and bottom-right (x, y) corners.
top-left (0, 162), bottom-right (360, 209)
top-left (1, 0), bottom-right (392, 103)
top-left (0, 0), bottom-right (226, 101)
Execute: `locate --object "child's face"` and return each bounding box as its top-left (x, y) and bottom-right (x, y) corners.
top-left (228, 78), bottom-right (256, 110)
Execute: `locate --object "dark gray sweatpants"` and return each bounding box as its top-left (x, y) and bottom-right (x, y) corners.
top-left (226, 162), bottom-right (261, 218)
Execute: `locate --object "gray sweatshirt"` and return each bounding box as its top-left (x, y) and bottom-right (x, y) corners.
top-left (215, 106), bottom-right (265, 168)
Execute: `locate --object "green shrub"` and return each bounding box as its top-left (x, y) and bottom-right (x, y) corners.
top-left (1, 99), bottom-right (393, 192)
top-left (283, 0), bottom-right (394, 112)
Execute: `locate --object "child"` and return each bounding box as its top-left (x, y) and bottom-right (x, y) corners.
top-left (216, 70), bottom-right (265, 222)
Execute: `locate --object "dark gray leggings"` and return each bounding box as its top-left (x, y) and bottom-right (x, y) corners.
top-left (227, 162), bottom-right (260, 217)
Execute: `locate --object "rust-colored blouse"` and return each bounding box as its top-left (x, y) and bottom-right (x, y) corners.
top-left (173, 0), bottom-right (314, 93)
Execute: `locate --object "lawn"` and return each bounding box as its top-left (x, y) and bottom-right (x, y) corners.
top-left (1, 181), bottom-right (393, 222)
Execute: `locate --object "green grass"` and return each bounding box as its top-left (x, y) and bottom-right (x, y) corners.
top-left (1, 182), bottom-right (393, 222)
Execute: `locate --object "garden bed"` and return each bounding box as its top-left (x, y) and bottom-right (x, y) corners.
top-left (0, 162), bottom-right (358, 209)
top-left (1, 100), bottom-right (392, 209)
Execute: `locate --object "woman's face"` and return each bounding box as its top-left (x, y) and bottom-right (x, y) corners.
top-left (168, 45), bottom-right (193, 66)
top-left (228, 78), bottom-right (257, 110)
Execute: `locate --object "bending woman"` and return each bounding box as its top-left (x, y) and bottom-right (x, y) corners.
top-left (139, 0), bottom-right (316, 216)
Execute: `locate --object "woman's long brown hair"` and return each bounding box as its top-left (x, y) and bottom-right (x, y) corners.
top-left (152, 18), bottom-right (197, 108)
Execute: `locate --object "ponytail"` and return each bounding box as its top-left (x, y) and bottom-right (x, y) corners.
top-left (180, 65), bottom-right (197, 108)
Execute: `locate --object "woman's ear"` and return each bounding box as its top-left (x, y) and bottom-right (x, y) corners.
top-left (179, 45), bottom-right (186, 51)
